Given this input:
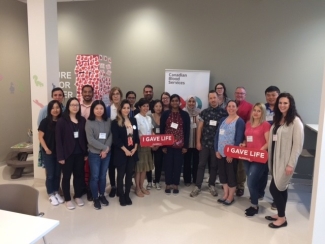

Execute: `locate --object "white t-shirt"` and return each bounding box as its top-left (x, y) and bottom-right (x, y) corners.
top-left (110, 104), bottom-right (117, 120)
top-left (135, 114), bottom-right (152, 137)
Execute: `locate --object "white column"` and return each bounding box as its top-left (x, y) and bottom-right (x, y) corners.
top-left (309, 64), bottom-right (325, 243)
top-left (27, 0), bottom-right (59, 180)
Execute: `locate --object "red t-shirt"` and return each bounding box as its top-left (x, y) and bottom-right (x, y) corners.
top-left (245, 121), bottom-right (271, 150)
top-left (237, 100), bottom-right (253, 122)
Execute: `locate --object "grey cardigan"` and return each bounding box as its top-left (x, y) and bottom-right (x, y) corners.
top-left (85, 119), bottom-right (113, 154)
top-left (268, 117), bottom-right (304, 191)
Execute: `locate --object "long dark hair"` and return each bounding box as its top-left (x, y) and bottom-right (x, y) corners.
top-left (273, 93), bottom-right (301, 126)
top-left (116, 99), bottom-right (131, 127)
top-left (215, 82), bottom-right (228, 98)
top-left (62, 97), bottom-right (82, 121)
top-left (46, 100), bottom-right (62, 130)
top-left (88, 100), bottom-right (107, 121)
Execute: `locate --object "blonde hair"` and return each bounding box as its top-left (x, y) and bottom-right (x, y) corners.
top-left (109, 87), bottom-right (123, 102)
top-left (249, 103), bottom-right (266, 125)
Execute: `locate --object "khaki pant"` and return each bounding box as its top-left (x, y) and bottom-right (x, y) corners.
top-left (236, 159), bottom-right (246, 189)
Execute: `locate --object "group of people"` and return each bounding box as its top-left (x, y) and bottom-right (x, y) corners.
top-left (37, 83), bottom-right (304, 229)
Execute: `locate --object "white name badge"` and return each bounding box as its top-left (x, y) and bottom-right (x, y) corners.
top-left (99, 133), bottom-right (107, 139)
top-left (209, 120), bottom-right (217, 126)
top-left (171, 122), bottom-right (178, 129)
top-left (155, 128), bottom-right (160, 134)
top-left (273, 135), bottom-right (277, 141)
top-left (74, 131), bottom-right (79, 138)
top-left (219, 129), bottom-right (225, 135)
top-left (191, 123), bottom-right (197, 129)
top-left (247, 136), bottom-right (253, 142)
top-left (133, 125), bottom-right (137, 130)
top-left (266, 115), bottom-right (273, 121)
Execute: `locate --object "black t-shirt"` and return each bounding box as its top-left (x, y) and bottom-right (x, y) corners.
top-left (38, 119), bottom-right (57, 154)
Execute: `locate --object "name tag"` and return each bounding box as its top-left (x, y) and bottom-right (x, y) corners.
top-left (273, 135), bottom-right (277, 141)
top-left (266, 115), bottom-right (273, 121)
top-left (155, 128), bottom-right (160, 134)
top-left (247, 136), bottom-right (253, 142)
top-left (219, 129), bottom-right (225, 135)
top-left (133, 125), bottom-right (137, 130)
top-left (191, 123), bottom-right (197, 129)
top-left (171, 122), bottom-right (178, 129)
top-left (209, 120), bottom-right (217, 126)
top-left (99, 133), bottom-right (106, 139)
top-left (74, 131), bottom-right (79, 138)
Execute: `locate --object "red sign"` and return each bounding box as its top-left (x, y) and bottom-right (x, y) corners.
top-left (140, 134), bottom-right (175, 147)
top-left (224, 145), bottom-right (268, 164)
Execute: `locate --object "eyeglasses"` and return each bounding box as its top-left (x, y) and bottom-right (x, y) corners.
top-left (70, 104), bottom-right (80, 107)
top-left (162, 97), bottom-right (169, 100)
top-left (216, 87), bottom-right (224, 90)
top-left (112, 93), bottom-right (120, 96)
top-left (127, 97), bottom-right (136, 100)
top-left (235, 92), bottom-right (246, 95)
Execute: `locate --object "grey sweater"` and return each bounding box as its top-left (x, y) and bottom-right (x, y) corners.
top-left (85, 119), bottom-right (112, 154)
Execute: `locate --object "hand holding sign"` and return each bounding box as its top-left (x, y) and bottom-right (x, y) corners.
top-left (224, 145), bottom-right (268, 164)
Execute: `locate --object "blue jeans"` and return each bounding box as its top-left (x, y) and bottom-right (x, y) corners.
top-left (244, 161), bottom-right (268, 205)
top-left (42, 152), bottom-right (61, 195)
top-left (88, 151), bottom-right (111, 199)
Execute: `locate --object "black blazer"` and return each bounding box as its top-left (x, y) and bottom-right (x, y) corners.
top-left (111, 117), bottom-right (139, 166)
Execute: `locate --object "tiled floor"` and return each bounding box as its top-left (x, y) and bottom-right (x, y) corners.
top-left (0, 164), bottom-right (311, 244)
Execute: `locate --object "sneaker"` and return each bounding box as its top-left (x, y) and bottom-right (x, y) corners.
top-left (93, 198), bottom-right (101, 210)
top-left (66, 201), bottom-right (75, 210)
top-left (109, 187), bottom-right (116, 198)
top-left (99, 195), bottom-right (109, 206)
top-left (155, 182), bottom-right (161, 190)
top-left (190, 186), bottom-right (201, 197)
top-left (249, 196), bottom-right (264, 201)
top-left (49, 195), bottom-right (59, 206)
top-left (87, 189), bottom-right (93, 201)
top-left (271, 202), bottom-right (277, 210)
top-left (236, 188), bottom-right (244, 197)
top-left (245, 206), bottom-right (259, 217)
top-left (173, 189), bottom-right (179, 194)
top-left (74, 198), bottom-right (84, 207)
top-left (146, 182), bottom-right (152, 190)
top-left (54, 193), bottom-right (65, 204)
top-left (209, 185), bottom-right (218, 196)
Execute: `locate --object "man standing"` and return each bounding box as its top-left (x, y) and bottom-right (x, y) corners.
top-left (264, 85), bottom-right (280, 210)
top-left (80, 85), bottom-right (94, 201)
top-left (135, 85), bottom-right (155, 114)
top-left (190, 90), bottom-right (228, 197)
top-left (234, 87), bottom-right (253, 197)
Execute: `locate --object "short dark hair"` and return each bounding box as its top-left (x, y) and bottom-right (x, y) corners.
top-left (82, 84), bottom-right (94, 92)
top-left (226, 99), bottom-right (237, 107)
top-left (143, 85), bottom-right (153, 91)
top-left (265, 86), bottom-right (280, 95)
top-left (137, 98), bottom-right (150, 108)
top-left (170, 94), bottom-right (180, 102)
top-left (51, 87), bottom-right (64, 97)
top-left (126, 91), bottom-right (136, 99)
top-left (88, 100), bottom-right (107, 121)
top-left (63, 97), bottom-right (82, 121)
top-left (208, 90), bottom-right (217, 96)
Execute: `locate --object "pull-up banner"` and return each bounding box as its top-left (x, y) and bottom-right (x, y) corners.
top-left (165, 69), bottom-right (210, 110)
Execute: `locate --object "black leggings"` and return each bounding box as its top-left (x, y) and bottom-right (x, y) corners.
top-left (269, 178), bottom-right (288, 217)
top-left (117, 157), bottom-right (135, 196)
top-left (108, 145), bottom-right (116, 187)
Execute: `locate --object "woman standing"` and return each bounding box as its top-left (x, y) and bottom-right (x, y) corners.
top-left (85, 100), bottom-right (112, 210)
top-left (215, 83), bottom-right (231, 109)
top-left (111, 99), bottom-right (139, 206)
top-left (161, 94), bottom-right (190, 194)
top-left (266, 93), bottom-right (303, 228)
top-left (56, 98), bottom-right (88, 210)
top-left (183, 96), bottom-right (200, 186)
top-left (38, 100), bottom-right (64, 206)
top-left (214, 100), bottom-right (245, 205)
top-left (126, 91), bottom-right (137, 118)
top-left (161, 92), bottom-right (171, 111)
top-left (150, 100), bottom-right (164, 190)
top-left (134, 98), bottom-right (155, 197)
top-left (240, 103), bottom-right (271, 217)
top-left (106, 87), bottom-right (123, 198)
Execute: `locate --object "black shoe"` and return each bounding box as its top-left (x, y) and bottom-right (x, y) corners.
top-left (265, 216), bottom-right (278, 221)
top-left (125, 194), bottom-right (132, 205)
top-left (165, 188), bottom-right (171, 194)
top-left (173, 189), bottom-right (179, 194)
top-left (271, 202), bottom-right (277, 210)
top-left (99, 195), bottom-right (109, 206)
top-left (87, 190), bottom-right (93, 202)
top-left (93, 198), bottom-right (101, 210)
top-left (223, 199), bottom-right (235, 206)
top-left (109, 187), bottom-right (116, 198)
top-left (236, 189), bottom-right (244, 197)
top-left (268, 221), bottom-right (288, 228)
top-left (217, 198), bottom-right (226, 203)
top-left (119, 196), bottom-right (126, 206)
top-left (245, 206), bottom-right (259, 217)
top-left (116, 189), bottom-right (120, 197)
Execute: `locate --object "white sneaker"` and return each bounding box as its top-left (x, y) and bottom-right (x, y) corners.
top-left (54, 193), bottom-right (65, 204)
top-left (49, 195), bottom-right (59, 206)
top-left (155, 182), bottom-right (161, 190)
top-left (190, 186), bottom-right (201, 197)
top-left (146, 182), bottom-right (152, 190)
top-left (209, 185), bottom-right (218, 196)
top-left (74, 198), bottom-right (84, 206)
top-left (66, 201), bottom-right (75, 210)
